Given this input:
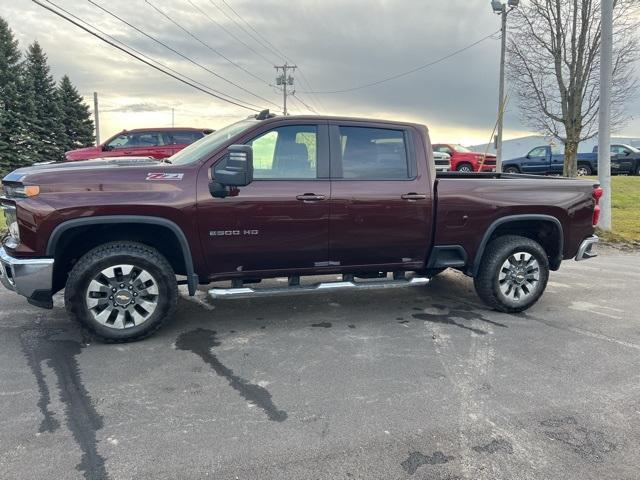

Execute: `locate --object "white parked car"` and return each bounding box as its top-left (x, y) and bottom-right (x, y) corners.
top-left (433, 151), bottom-right (451, 172)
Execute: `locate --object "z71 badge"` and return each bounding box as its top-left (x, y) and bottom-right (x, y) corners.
top-left (146, 173), bottom-right (184, 181)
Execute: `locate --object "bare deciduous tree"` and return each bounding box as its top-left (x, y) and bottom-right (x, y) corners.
top-left (507, 0), bottom-right (639, 177)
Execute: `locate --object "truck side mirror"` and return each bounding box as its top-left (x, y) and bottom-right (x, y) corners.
top-left (209, 144), bottom-right (254, 198)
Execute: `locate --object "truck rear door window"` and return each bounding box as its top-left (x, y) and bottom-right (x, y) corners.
top-left (249, 125), bottom-right (317, 179)
top-left (171, 131), bottom-right (203, 144)
top-left (337, 127), bottom-right (409, 180)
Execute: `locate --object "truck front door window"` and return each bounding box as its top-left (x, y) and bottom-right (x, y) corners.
top-left (249, 125), bottom-right (317, 179)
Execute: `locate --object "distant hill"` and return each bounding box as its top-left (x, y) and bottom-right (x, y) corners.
top-left (470, 135), bottom-right (640, 161)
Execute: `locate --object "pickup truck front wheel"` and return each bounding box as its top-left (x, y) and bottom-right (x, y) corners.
top-left (65, 242), bottom-right (177, 342)
top-left (474, 235), bottom-right (549, 313)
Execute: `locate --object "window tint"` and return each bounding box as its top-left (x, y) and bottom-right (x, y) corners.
top-left (171, 131), bottom-right (204, 145)
top-left (107, 134), bottom-right (131, 149)
top-left (529, 147), bottom-right (547, 157)
top-left (131, 132), bottom-right (166, 147)
top-left (338, 127), bottom-right (409, 180)
top-left (434, 146), bottom-right (452, 155)
top-left (249, 125), bottom-right (317, 179)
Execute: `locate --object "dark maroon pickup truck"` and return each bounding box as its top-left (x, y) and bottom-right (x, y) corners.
top-left (1, 112), bottom-right (601, 342)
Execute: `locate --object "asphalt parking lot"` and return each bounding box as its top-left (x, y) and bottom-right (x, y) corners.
top-left (1, 246), bottom-right (639, 480)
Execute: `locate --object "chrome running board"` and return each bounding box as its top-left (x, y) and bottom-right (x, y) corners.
top-left (208, 276), bottom-right (429, 300)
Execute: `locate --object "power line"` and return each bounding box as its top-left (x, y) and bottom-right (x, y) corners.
top-left (87, 0), bottom-right (276, 109)
top-left (290, 92), bottom-right (319, 115)
top-left (71, 0), bottom-right (265, 110)
top-left (296, 69), bottom-right (324, 113)
top-left (221, 0), bottom-right (292, 63)
top-left (187, 0), bottom-right (274, 68)
top-left (213, 0), bottom-right (323, 113)
top-left (34, 0), bottom-right (259, 111)
top-left (207, 0), bottom-right (280, 64)
top-left (145, 0), bottom-right (275, 92)
top-left (298, 30), bottom-right (501, 94)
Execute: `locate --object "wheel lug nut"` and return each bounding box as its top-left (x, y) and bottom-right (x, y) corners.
top-left (109, 295), bottom-right (113, 300)
top-left (120, 284), bottom-right (125, 288)
top-left (133, 293), bottom-right (138, 296)
top-left (112, 288), bottom-right (117, 292)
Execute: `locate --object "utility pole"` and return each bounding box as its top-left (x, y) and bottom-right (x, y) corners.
top-left (491, 0), bottom-right (519, 172)
top-left (598, 0), bottom-right (613, 231)
top-left (496, 7), bottom-right (507, 172)
top-left (275, 63), bottom-right (296, 116)
top-left (93, 91), bottom-right (100, 146)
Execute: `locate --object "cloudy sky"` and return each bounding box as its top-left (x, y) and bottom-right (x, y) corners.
top-left (2, 0), bottom-right (640, 145)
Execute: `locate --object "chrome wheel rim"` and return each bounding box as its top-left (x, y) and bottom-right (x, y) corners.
top-left (85, 264), bottom-right (159, 329)
top-left (498, 252), bottom-right (540, 302)
top-left (577, 167), bottom-right (589, 176)
top-left (459, 165), bottom-right (472, 172)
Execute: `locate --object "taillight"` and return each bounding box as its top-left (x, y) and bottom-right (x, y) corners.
top-left (592, 186), bottom-right (603, 226)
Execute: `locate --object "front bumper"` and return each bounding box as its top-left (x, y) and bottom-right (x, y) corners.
top-left (575, 235), bottom-right (599, 261)
top-left (0, 247), bottom-right (54, 308)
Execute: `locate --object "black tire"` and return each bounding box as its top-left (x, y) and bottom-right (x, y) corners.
top-left (635, 163), bottom-right (640, 176)
top-left (65, 241), bottom-right (178, 342)
top-left (456, 162), bottom-right (474, 173)
top-left (504, 166), bottom-right (520, 174)
top-left (577, 163), bottom-right (592, 176)
top-left (473, 235), bottom-right (549, 313)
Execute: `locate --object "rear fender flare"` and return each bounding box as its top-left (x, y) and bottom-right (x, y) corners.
top-left (470, 214), bottom-right (564, 276)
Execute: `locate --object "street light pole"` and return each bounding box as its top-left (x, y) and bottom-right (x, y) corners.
top-left (598, 0), bottom-right (613, 231)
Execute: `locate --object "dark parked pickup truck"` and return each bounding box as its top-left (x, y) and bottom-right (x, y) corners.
top-left (503, 145), bottom-right (603, 176)
top-left (592, 144), bottom-right (640, 175)
top-left (1, 113), bottom-right (601, 342)
top-left (503, 144), bottom-right (631, 176)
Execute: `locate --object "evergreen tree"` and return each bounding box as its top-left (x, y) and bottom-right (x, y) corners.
top-left (0, 17), bottom-right (24, 174)
top-left (22, 41), bottom-right (65, 163)
top-left (58, 75), bottom-right (94, 152)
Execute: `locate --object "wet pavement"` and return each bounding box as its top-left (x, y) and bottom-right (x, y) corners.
top-left (1, 246), bottom-right (639, 479)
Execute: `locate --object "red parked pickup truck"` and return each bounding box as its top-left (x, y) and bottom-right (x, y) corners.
top-left (65, 127), bottom-right (213, 161)
top-left (1, 112), bottom-right (600, 342)
top-left (432, 143), bottom-right (497, 172)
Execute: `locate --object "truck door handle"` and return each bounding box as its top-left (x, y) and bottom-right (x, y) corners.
top-left (296, 193), bottom-right (326, 202)
top-left (401, 193), bottom-right (426, 201)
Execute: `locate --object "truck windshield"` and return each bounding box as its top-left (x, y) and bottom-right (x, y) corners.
top-left (169, 119), bottom-right (257, 166)
top-left (453, 144), bottom-right (471, 152)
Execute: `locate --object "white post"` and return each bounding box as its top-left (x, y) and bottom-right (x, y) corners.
top-left (496, 6), bottom-right (507, 172)
top-left (93, 92), bottom-right (100, 146)
top-left (598, 0), bottom-right (613, 231)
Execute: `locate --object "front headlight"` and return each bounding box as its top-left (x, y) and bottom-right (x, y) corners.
top-left (2, 184), bottom-right (40, 198)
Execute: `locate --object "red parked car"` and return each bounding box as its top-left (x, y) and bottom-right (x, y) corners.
top-left (64, 127), bottom-right (213, 162)
top-left (432, 144), bottom-right (497, 172)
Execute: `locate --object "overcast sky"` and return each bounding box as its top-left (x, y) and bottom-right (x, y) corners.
top-left (2, 0), bottom-right (640, 145)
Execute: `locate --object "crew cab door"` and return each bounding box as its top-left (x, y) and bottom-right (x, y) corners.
top-left (522, 146), bottom-right (551, 174)
top-left (196, 121), bottom-right (331, 276)
top-left (327, 122), bottom-right (433, 269)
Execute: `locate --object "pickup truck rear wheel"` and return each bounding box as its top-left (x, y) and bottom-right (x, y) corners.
top-left (456, 163), bottom-right (474, 173)
top-left (577, 164), bottom-right (592, 176)
top-left (65, 241), bottom-right (177, 342)
top-left (474, 235), bottom-right (549, 313)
